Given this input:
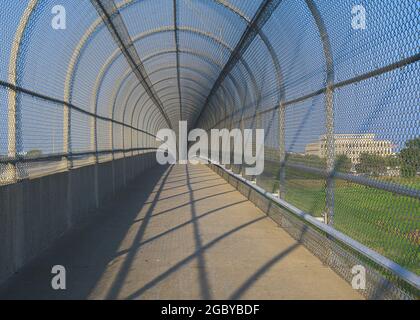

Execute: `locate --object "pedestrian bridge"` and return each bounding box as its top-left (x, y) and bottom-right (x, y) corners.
top-left (0, 0), bottom-right (419, 299)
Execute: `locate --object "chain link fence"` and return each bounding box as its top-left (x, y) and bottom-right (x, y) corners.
top-left (0, 0), bottom-right (419, 297)
top-left (195, 0), bottom-right (419, 295)
top-left (0, 0), bottom-right (165, 185)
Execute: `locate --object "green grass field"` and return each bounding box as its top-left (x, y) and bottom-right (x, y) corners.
top-left (256, 160), bottom-right (420, 274)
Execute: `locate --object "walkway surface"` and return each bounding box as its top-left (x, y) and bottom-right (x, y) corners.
top-left (0, 164), bottom-right (361, 299)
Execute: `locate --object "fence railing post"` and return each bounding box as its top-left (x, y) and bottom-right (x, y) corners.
top-left (6, 0), bottom-right (39, 184)
top-left (255, 111), bottom-right (262, 184)
top-left (305, 0), bottom-right (335, 225)
top-left (325, 85), bottom-right (335, 225)
top-left (279, 103), bottom-right (286, 199)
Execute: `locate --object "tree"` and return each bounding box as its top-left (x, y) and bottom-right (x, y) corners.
top-left (399, 137), bottom-right (420, 177)
top-left (356, 153), bottom-right (386, 176)
top-left (335, 154), bottom-right (352, 173)
top-left (384, 155), bottom-right (400, 168)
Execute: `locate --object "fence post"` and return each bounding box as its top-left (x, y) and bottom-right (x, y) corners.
top-left (6, 0), bottom-right (39, 184)
top-left (255, 111), bottom-right (262, 184)
top-left (279, 103), bottom-right (286, 199)
top-left (240, 116), bottom-right (245, 176)
top-left (305, 0), bottom-right (335, 225)
top-left (325, 86), bottom-right (335, 225)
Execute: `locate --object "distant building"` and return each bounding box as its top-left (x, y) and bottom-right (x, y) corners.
top-left (305, 134), bottom-right (395, 164)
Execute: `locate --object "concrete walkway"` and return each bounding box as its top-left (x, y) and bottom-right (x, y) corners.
top-left (0, 164), bottom-right (361, 299)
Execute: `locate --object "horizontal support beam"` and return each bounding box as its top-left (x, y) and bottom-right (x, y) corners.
top-left (208, 53), bottom-right (420, 130)
top-left (90, 0), bottom-right (172, 129)
top-left (285, 162), bottom-right (420, 200)
top-left (0, 148), bottom-right (158, 165)
top-left (0, 80), bottom-right (159, 139)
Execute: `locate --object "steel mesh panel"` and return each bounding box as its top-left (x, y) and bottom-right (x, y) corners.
top-left (180, 0), bottom-right (246, 55)
top-left (16, 1), bottom-right (102, 102)
top-left (70, 110), bottom-right (93, 153)
top-left (122, 84), bottom-right (144, 124)
top-left (71, 25), bottom-right (119, 112)
top-left (96, 118), bottom-right (111, 151)
top-left (0, 0), bottom-right (419, 296)
top-left (96, 55), bottom-right (130, 118)
top-left (193, 0), bottom-right (419, 293)
top-left (0, 86), bottom-right (11, 184)
top-left (122, 0), bottom-right (174, 38)
top-left (133, 32), bottom-right (176, 65)
top-left (112, 74), bottom-right (139, 122)
top-left (19, 94), bottom-right (64, 155)
top-left (241, 36), bottom-right (277, 112)
top-left (224, 0), bottom-right (263, 19)
top-left (112, 122), bottom-right (123, 150)
top-left (316, 0), bottom-right (419, 82)
top-left (179, 52), bottom-right (220, 83)
top-left (255, 108), bottom-right (278, 193)
top-left (331, 61), bottom-right (420, 274)
top-left (262, 0), bottom-right (325, 102)
top-left (0, 2), bottom-right (28, 82)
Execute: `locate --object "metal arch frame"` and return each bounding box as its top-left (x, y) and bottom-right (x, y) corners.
top-left (152, 90), bottom-right (205, 108)
top-left (143, 66), bottom-right (212, 106)
top-left (141, 89), bottom-right (222, 138)
top-left (89, 26), bottom-right (258, 130)
top-left (97, 59), bottom-right (212, 153)
top-left (135, 90), bottom-right (174, 139)
top-left (158, 92), bottom-right (205, 109)
top-left (63, 9), bottom-right (106, 165)
top-left (206, 63), bottom-right (257, 129)
top-left (199, 52), bottom-right (261, 129)
top-left (141, 60), bottom-right (240, 127)
top-left (66, 0), bottom-right (265, 140)
top-left (88, 26), bottom-right (254, 156)
top-left (173, 0), bottom-right (182, 122)
top-left (160, 95), bottom-right (201, 108)
top-left (6, 0), bottom-right (273, 177)
top-left (107, 53), bottom-right (238, 152)
top-left (149, 63), bottom-right (218, 86)
top-left (109, 71), bottom-right (165, 142)
top-left (198, 0), bottom-right (334, 219)
top-left (6, 0), bottom-right (39, 181)
top-left (112, 48), bottom-right (245, 136)
top-left (133, 81), bottom-right (223, 135)
top-left (91, 47), bottom-right (127, 160)
top-left (153, 101), bottom-right (198, 122)
top-left (61, 0), bottom-right (154, 163)
top-left (91, 0), bottom-right (173, 130)
top-left (107, 68), bottom-right (135, 157)
top-left (147, 47), bottom-right (259, 127)
top-left (152, 77), bottom-right (211, 100)
top-left (6, 0), bottom-right (279, 170)
top-left (206, 0), bottom-right (284, 128)
top-left (205, 62), bottom-right (258, 127)
top-left (194, 0), bottom-right (284, 128)
top-left (132, 79), bottom-right (208, 138)
top-left (169, 0), bottom-right (272, 125)
top-left (3, 0), bottom-right (406, 292)
top-left (201, 74), bottom-right (238, 131)
top-left (120, 76), bottom-right (209, 152)
top-left (304, 0), bottom-right (335, 225)
top-left (212, 63), bottom-right (252, 130)
top-left (154, 83), bottom-right (208, 103)
top-left (123, 75), bottom-right (210, 123)
top-left (129, 79), bottom-right (212, 148)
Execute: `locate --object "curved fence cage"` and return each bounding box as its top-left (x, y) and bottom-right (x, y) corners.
top-left (0, 0), bottom-right (419, 297)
